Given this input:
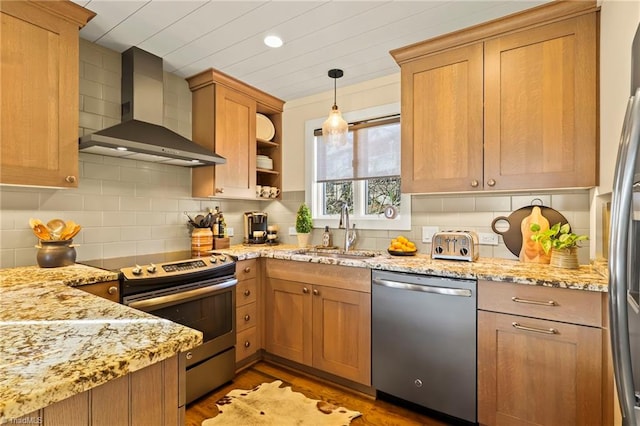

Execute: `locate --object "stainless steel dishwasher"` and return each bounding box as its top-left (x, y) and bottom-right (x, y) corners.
top-left (372, 270), bottom-right (477, 423)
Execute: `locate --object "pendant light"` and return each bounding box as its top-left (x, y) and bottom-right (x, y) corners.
top-left (322, 69), bottom-right (348, 146)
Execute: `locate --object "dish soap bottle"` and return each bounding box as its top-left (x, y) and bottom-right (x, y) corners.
top-left (321, 226), bottom-right (332, 248)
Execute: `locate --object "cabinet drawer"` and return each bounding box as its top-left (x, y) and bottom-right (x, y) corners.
top-left (478, 281), bottom-right (602, 327)
top-left (236, 327), bottom-right (258, 362)
top-left (236, 278), bottom-right (257, 306)
top-left (236, 302), bottom-right (257, 332)
top-left (78, 281), bottom-right (120, 303)
top-left (237, 259), bottom-right (257, 281)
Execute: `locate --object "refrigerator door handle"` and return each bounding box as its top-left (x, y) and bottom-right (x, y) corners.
top-left (610, 90), bottom-right (640, 426)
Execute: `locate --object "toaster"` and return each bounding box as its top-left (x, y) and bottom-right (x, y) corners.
top-left (431, 231), bottom-right (479, 261)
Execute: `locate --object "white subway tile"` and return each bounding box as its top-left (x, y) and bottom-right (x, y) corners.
top-left (82, 226), bottom-right (121, 243)
top-left (80, 40), bottom-right (102, 67)
top-left (137, 239), bottom-right (166, 255)
top-left (103, 181), bottom-right (135, 196)
top-left (79, 111), bottom-right (103, 130)
top-left (511, 195), bottom-right (551, 210)
top-left (1, 229), bottom-right (38, 249)
top-left (84, 97), bottom-right (120, 119)
top-left (165, 238), bottom-right (190, 253)
top-left (551, 193), bottom-right (590, 211)
top-left (40, 192), bottom-right (84, 211)
top-left (14, 248), bottom-right (37, 267)
top-left (103, 85), bottom-right (120, 104)
top-left (76, 178), bottom-right (102, 195)
top-left (119, 196), bottom-right (151, 212)
top-left (121, 167), bottom-right (152, 184)
top-left (475, 196), bottom-right (511, 212)
top-left (0, 191), bottom-right (39, 210)
top-left (179, 199), bottom-right (201, 213)
top-left (136, 212), bottom-right (165, 226)
top-left (120, 226), bottom-right (152, 241)
top-left (75, 243), bottom-right (103, 262)
top-left (412, 197), bottom-right (443, 212)
top-left (0, 249), bottom-right (15, 268)
top-left (103, 242), bottom-right (136, 259)
top-left (84, 162), bottom-right (120, 181)
top-left (83, 194), bottom-right (120, 211)
top-left (79, 153), bottom-right (105, 164)
top-left (152, 225), bottom-right (188, 239)
top-left (443, 197), bottom-right (475, 212)
top-left (458, 212), bottom-right (496, 227)
top-left (151, 198), bottom-right (179, 212)
top-left (79, 78), bottom-right (102, 99)
top-left (103, 212), bottom-right (136, 227)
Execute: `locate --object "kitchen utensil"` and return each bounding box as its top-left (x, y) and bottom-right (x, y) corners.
top-left (46, 218), bottom-right (66, 240)
top-left (491, 201), bottom-right (569, 257)
top-left (64, 224), bottom-right (82, 240)
top-left (519, 206), bottom-right (550, 263)
top-left (256, 113), bottom-right (275, 141)
top-left (59, 220), bottom-right (77, 240)
top-left (32, 224), bottom-right (51, 240)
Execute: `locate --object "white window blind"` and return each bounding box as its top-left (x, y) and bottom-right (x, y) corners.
top-left (315, 116), bottom-right (400, 182)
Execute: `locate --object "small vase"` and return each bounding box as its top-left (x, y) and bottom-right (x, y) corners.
top-left (191, 228), bottom-right (213, 257)
top-left (296, 232), bottom-right (310, 248)
top-left (37, 239), bottom-right (76, 268)
top-left (549, 247), bottom-right (579, 269)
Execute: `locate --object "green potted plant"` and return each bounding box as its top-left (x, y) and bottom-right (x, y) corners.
top-left (295, 203), bottom-right (313, 247)
top-left (529, 222), bottom-right (588, 269)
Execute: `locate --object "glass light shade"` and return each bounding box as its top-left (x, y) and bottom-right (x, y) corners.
top-left (322, 105), bottom-right (349, 146)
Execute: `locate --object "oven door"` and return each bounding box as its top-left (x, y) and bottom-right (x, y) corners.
top-left (124, 277), bottom-right (237, 367)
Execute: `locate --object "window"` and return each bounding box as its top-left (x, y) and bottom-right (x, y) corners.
top-left (305, 103), bottom-right (411, 231)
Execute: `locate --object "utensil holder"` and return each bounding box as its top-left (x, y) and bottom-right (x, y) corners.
top-left (191, 228), bottom-right (213, 257)
top-left (37, 239), bottom-right (76, 268)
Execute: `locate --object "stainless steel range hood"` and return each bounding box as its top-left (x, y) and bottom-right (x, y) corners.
top-left (79, 47), bottom-right (225, 167)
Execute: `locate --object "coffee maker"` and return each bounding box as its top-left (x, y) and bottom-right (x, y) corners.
top-left (244, 212), bottom-right (268, 244)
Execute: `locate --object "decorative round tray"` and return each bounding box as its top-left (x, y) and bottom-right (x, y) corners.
top-left (388, 249), bottom-right (417, 256)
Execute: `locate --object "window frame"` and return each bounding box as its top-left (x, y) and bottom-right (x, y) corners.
top-left (304, 102), bottom-right (411, 231)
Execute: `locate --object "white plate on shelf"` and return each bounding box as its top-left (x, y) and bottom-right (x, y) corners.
top-left (256, 113), bottom-right (275, 141)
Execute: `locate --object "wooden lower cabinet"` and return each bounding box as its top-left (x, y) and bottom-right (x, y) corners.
top-left (12, 355), bottom-right (183, 426)
top-left (77, 280), bottom-right (120, 303)
top-left (264, 260), bottom-right (371, 386)
top-left (477, 281), bottom-right (605, 426)
top-left (235, 259), bottom-right (260, 365)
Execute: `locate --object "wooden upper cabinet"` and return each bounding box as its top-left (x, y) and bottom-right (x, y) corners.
top-left (401, 43), bottom-right (484, 193)
top-left (0, 0), bottom-right (94, 188)
top-left (188, 69), bottom-right (284, 199)
top-left (391, 0), bottom-right (598, 193)
top-left (484, 14), bottom-right (597, 190)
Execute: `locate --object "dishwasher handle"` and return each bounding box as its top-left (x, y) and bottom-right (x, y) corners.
top-left (373, 278), bottom-right (472, 297)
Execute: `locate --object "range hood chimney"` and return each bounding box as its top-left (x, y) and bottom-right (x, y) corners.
top-left (79, 47), bottom-right (225, 166)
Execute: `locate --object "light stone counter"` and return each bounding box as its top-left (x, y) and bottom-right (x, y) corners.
top-left (0, 265), bottom-right (203, 423)
top-left (213, 244), bottom-right (608, 292)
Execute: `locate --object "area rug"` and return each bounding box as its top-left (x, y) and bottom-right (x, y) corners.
top-left (201, 380), bottom-right (362, 425)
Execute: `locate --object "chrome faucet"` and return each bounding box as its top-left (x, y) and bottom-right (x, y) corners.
top-left (339, 202), bottom-right (357, 251)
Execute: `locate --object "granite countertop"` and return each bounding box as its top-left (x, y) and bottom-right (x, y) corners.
top-left (213, 244), bottom-right (608, 292)
top-left (0, 265), bottom-right (203, 423)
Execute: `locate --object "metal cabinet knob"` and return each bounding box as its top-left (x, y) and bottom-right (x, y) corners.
top-left (65, 176), bottom-right (77, 184)
top-left (244, 314), bottom-right (250, 322)
top-left (303, 287), bottom-right (309, 294)
top-left (244, 341), bottom-right (251, 348)
top-left (244, 290), bottom-right (251, 297)
top-left (186, 352), bottom-right (193, 360)
top-left (470, 179), bottom-right (479, 188)
top-left (215, 187), bottom-right (224, 193)
top-left (107, 286), bottom-right (118, 295)
top-left (487, 178), bottom-right (496, 187)
top-left (244, 267), bottom-right (251, 273)
top-left (313, 289), bottom-right (319, 296)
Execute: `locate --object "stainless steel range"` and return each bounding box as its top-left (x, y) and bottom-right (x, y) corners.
top-left (120, 255), bottom-right (237, 404)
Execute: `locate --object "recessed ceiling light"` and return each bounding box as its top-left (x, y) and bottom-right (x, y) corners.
top-left (264, 35), bottom-right (283, 48)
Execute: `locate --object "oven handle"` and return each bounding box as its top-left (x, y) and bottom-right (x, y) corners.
top-left (126, 279), bottom-right (238, 312)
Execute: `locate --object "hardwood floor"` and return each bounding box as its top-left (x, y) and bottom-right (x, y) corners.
top-left (185, 362), bottom-right (451, 426)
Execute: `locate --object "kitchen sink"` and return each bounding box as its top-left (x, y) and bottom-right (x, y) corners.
top-left (293, 248), bottom-right (380, 260)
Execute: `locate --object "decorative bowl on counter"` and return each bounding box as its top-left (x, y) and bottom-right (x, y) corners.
top-left (387, 249), bottom-right (417, 256)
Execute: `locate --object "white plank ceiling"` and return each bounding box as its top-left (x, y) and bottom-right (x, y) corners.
top-left (72, 0), bottom-right (549, 101)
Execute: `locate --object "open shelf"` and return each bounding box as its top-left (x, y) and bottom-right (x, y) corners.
top-left (257, 139), bottom-right (279, 149)
top-left (257, 168), bottom-right (280, 175)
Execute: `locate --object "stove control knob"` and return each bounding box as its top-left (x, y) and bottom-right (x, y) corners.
top-left (132, 265), bottom-right (143, 275)
top-left (219, 255), bottom-right (227, 262)
top-left (146, 264), bottom-right (157, 273)
top-left (210, 256), bottom-right (218, 264)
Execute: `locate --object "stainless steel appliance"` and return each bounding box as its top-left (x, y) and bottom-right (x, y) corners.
top-left (121, 255), bottom-right (237, 404)
top-left (609, 23), bottom-right (640, 426)
top-left (431, 230), bottom-right (479, 261)
top-left (244, 211), bottom-right (268, 244)
top-left (372, 270), bottom-right (477, 423)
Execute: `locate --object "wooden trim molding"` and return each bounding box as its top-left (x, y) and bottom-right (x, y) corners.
top-left (29, 1), bottom-right (95, 28)
top-left (390, 0), bottom-right (598, 64)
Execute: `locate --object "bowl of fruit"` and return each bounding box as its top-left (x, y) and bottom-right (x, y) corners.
top-left (387, 236), bottom-right (417, 256)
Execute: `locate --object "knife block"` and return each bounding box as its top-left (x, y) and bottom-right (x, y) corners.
top-left (213, 237), bottom-right (230, 249)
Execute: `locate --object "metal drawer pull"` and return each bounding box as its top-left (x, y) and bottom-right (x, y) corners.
top-left (244, 314), bottom-right (250, 321)
top-left (511, 296), bottom-right (557, 306)
top-left (373, 278), bottom-right (472, 297)
top-left (512, 322), bottom-right (558, 335)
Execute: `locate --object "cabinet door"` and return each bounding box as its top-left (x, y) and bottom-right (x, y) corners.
top-left (0, 2), bottom-right (83, 187)
top-left (214, 85), bottom-right (256, 199)
top-left (400, 43), bottom-right (484, 193)
top-left (264, 278), bottom-right (312, 365)
top-left (478, 310), bottom-right (602, 426)
top-left (484, 14), bottom-right (597, 190)
top-left (311, 285), bottom-right (371, 386)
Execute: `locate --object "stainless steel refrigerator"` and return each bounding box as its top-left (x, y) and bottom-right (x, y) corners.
top-left (609, 23), bottom-right (640, 426)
